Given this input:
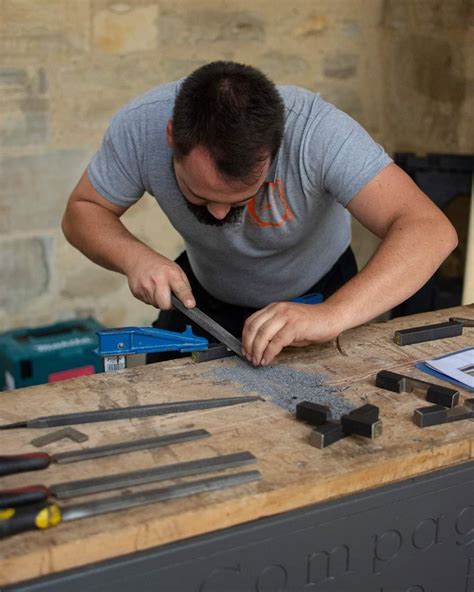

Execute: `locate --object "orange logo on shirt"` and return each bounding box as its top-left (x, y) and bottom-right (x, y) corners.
top-left (247, 178), bottom-right (295, 227)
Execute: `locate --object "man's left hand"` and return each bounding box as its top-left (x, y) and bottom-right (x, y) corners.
top-left (241, 302), bottom-right (340, 366)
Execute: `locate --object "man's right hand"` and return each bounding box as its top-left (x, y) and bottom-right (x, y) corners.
top-left (63, 171), bottom-right (196, 311)
top-left (125, 251), bottom-right (196, 310)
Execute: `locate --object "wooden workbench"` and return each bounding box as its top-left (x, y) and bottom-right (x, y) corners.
top-left (0, 305), bottom-right (473, 588)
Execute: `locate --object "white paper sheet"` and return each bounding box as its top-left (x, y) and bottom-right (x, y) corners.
top-left (425, 348), bottom-right (474, 389)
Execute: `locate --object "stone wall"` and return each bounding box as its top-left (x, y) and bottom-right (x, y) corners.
top-left (0, 0), bottom-right (472, 331)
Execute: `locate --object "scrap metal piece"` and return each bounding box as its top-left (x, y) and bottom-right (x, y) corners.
top-left (192, 343), bottom-right (235, 363)
top-left (171, 295), bottom-right (243, 357)
top-left (0, 396), bottom-right (261, 429)
top-left (413, 398), bottom-right (474, 428)
top-left (394, 320), bottom-right (463, 346)
top-left (376, 370), bottom-right (459, 408)
top-left (50, 451), bottom-right (257, 499)
top-left (296, 401), bottom-right (331, 426)
top-left (30, 428), bottom-right (89, 448)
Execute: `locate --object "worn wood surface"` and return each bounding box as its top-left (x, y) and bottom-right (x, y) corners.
top-left (0, 305), bottom-right (473, 586)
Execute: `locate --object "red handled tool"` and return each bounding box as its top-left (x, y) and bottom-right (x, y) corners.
top-left (0, 429), bottom-right (210, 477)
top-left (0, 453), bottom-right (51, 477)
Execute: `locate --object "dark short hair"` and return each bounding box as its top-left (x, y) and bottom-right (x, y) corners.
top-left (172, 61), bottom-right (284, 184)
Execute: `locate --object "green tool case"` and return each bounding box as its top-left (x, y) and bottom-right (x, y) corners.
top-left (0, 318), bottom-right (104, 390)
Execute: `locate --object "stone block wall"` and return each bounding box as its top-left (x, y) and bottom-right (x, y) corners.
top-left (0, 0), bottom-right (472, 331)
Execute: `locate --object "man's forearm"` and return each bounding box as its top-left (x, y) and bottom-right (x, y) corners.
top-left (62, 201), bottom-right (155, 275)
top-left (325, 215), bottom-right (457, 332)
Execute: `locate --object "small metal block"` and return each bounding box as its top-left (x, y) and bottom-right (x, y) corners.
top-left (348, 404), bottom-right (379, 422)
top-left (413, 405), bottom-right (447, 428)
top-left (191, 343), bottom-right (234, 363)
top-left (309, 422), bottom-right (345, 449)
top-left (341, 415), bottom-right (383, 439)
top-left (296, 401), bottom-right (331, 426)
top-left (425, 385), bottom-right (459, 408)
top-left (375, 370), bottom-right (403, 392)
top-left (394, 321), bottom-right (463, 346)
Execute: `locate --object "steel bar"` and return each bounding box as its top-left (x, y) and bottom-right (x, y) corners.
top-left (394, 321), bottom-right (463, 346)
top-left (0, 396), bottom-right (261, 429)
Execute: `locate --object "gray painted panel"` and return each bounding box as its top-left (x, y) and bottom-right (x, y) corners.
top-left (6, 461), bottom-right (474, 592)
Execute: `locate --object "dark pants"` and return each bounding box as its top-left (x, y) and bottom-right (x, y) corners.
top-left (146, 246), bottom-right (358, 364)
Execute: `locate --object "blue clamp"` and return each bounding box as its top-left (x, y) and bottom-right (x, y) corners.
top-left (96, 325), bottom-right (208, 356)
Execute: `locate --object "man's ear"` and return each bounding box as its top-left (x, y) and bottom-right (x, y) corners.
top-left (166, 120), bottom-right (173, 148)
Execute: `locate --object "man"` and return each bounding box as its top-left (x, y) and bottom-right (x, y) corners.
top-left (62, 61), bottom-right (457, 367)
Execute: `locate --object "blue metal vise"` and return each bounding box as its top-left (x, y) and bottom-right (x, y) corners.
top-left (96, 326), bottom-right (208, 372)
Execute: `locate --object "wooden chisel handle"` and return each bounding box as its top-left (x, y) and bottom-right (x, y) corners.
top-left (0, 486), bottom-right (49, 508)
top-left (0, 453), bottom-right (51, 476)
top-left (0, 503), bottom-right (61, 538)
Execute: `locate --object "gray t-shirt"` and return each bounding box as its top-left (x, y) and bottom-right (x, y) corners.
top-left (88, 81), bottom-right (392, 308)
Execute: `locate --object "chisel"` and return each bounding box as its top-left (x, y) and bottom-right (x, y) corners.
top-left (0, 470), bottom-right (262, 538)
top-left (0, 395), bottom-right (261, 429)
top-left (171, 295), bottom-right (243, 357)
top-left (0, 429), bottom-right (210, 476)
top-left (0, 451), bottom-right (257, 507)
